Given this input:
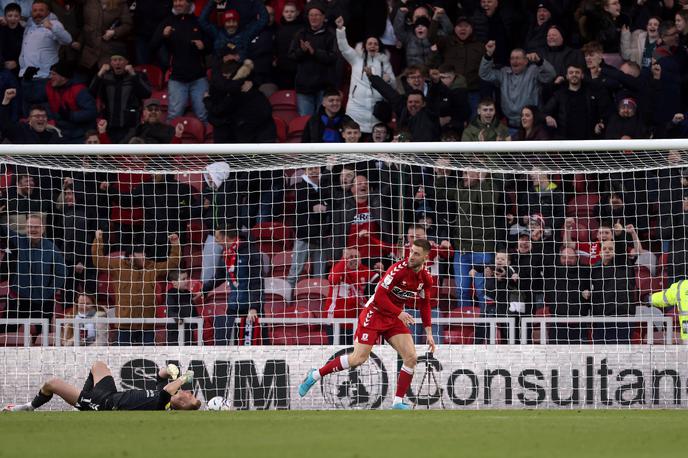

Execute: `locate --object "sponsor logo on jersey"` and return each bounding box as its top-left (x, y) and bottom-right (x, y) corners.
top-left (391, 286), bottom-right (417, 300)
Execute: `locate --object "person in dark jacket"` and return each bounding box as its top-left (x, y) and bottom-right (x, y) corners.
top-left (588, 239), bottom-right (635, 343)
top-left (0, 88), bottom-right (61, 144)
top-left (543, 64), bottom-right (611, 139)
top-left (651, 21), bottom-right (688, 136)
top-left (544, 247), bottom-right (591, 344)
top-left (287, 166), bottom-right (331, 287)
top-left (45, 61), bottom-right (97, 143)
top-left (53, 184), bottom-right (98, 308)
top-left (165, 269), bottom-right (200, 345)
top-left (469, 0), bottom-right (525, 66)
top-left (274, 2), bottom-right (304, 89)
top-left (150, 0), bottom-right (210, 122)
top-left (131, 173), bottom-right (199, 260)
top-left (124, 98), bottom-right (176, 144)
top-left (205, 52), bottom-right (276, 143)
top-left (203, 226), bottom-right (263, 346)
top-left (367, 69), bottom-right (441, 142)
top-left (132, 0), bottom-right (172, 69)
top-left (246, 4), bottom-right (276, 88)
top-left (288, 1), bottom-right (337, 116)
top-left (301, 87), bottom-right (344, 143)
top-left (433, 63), bottom-right (471, 137)
top-left (511, 105), bottom-right (550, 140)
top-left (89, 53), bottom-right (152, 144)
top-left (428, 15), bottom-right (484, 111)
top-left (536, 24), bottom-right (585, 100)
top-left (603, 97), bottom-right (648, 139)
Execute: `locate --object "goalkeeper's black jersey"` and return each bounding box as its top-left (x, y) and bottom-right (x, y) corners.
top-left (111, 376), bottom-right (171, 411)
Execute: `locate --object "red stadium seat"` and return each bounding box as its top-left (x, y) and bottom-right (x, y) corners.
top-left (293, 277), bottom-right (330, 315)
top-left (269, 90), bottom-right (299, 124)
top-left (204, 123), bottom-right (214, 143)
top-left (134, 64), bottom-right (164, 90)
top-left (441, 307), bottom-right (481, 345)
top-left (566, 194), bottom-right (600, 218)
top-left (286, 115), bottom-right (310, 143)
top-left (250, 221), bottom-right (295, 256)
top-left (271, 251), bottom-right (294, 278)
top-left (170, 116), bottom-right (205, 143)
top-left (273, 115), bottom-right (288, 143)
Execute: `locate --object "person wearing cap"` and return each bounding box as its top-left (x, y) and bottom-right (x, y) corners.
top-left (428, 15), bottom-right (483, 113)
top-left (79, 0), bottom-right (133, 72)
top-left (535, 24), bottom-right (585, 101)
top-left (45, 60), bottom-right (97, 143)
top-left (393, 6), bottom-right (451, 67)
top-left (603, 96), bottom-right (648, 139)
top-left (200, 0), bottom-right (268, 60)
top-left (524, 2), bottom-right (555, 51)
top-left (479, 40), bottom-right (555, 131)
top-left (123, 98), bottom-right (176, 144)
top-left (288, 0), bottom-right (338, 116)
top-left (151, 0), bottom-right (210, 123)
top-left (18, 0), bottom-right (72, 116)
top-left (89, 53), bottom-right (152, 143)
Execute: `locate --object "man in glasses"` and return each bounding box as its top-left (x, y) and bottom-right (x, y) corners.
top-left (0, 87), bottom-right (61, 143)
top-left (123, 98), bottom-right (176, 144)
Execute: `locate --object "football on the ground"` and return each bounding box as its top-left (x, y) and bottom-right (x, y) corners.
top-left (206, 396), bottom-right (231, 411)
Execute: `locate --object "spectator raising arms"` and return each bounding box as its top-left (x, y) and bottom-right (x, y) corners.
top-left (335, 15), bottom-right (395, 134)
top-left (288, 1), bottom-right (337, 116)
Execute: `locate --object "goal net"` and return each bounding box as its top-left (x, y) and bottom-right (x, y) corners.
top-left (0, 140), bottom-right (687, 410)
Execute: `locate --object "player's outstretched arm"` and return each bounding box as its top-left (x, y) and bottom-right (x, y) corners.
top-left (163, 370), bottom-right (194, 396)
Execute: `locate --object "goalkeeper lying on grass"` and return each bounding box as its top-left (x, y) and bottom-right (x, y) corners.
top-left (2, 361), bottom-right (200, 411)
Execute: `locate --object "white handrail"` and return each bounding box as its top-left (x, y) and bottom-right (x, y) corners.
top-left (520, 317), bottom-right (674, 345)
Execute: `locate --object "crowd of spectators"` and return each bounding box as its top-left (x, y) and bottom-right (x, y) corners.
top-left (1, 0), bottom-right (688, 346)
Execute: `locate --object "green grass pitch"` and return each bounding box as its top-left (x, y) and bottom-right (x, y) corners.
top-left (0, 410), bottom-right (684, 458)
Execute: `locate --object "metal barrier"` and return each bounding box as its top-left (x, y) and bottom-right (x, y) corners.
top-left (2, 317), bottom-right (676, 347)
top-left (0, 319), bottom-right (50, 346)
top-left (54, 318), bottom-right (205, 346)
top-left (258, 317), bottom-right (517, 345)
top-left (520, 317), bottom-right (674, 344)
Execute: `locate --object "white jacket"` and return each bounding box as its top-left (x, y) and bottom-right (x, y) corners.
top-left (336, 28), bottom-right (395, 133)
top-left (620, 29), bottom-right (655, 67)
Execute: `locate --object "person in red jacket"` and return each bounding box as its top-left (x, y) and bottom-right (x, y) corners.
top-left (300, 239), bottom-right (435, 410)
top-left (325, 247), bottom-right (384, 343)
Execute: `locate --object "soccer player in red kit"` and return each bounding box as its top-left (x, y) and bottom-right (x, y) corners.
top-left (298, 239), bottom-right (436, 410)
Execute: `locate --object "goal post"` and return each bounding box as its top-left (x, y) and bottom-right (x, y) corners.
top-left (1, 139), bottom-right (687, 410)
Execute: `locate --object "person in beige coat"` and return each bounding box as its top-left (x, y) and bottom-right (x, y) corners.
top-left (80, 0), bottom-right (133, 71)
top-left (91, 229), bottom-right (180, 345)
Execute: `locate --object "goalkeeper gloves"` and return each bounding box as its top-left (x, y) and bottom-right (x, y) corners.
top-left (166, 364), bottom-right (180, 380)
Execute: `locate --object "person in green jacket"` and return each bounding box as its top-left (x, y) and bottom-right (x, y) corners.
top-left (461, 97), bottom-right (510, 141)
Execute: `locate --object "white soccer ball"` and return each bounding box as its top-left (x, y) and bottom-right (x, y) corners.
top-left (207, 396), bottom-right (231, 411)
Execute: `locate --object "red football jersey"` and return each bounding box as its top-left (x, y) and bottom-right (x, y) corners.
top-left (367, 260), bottom-right (434, 327)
